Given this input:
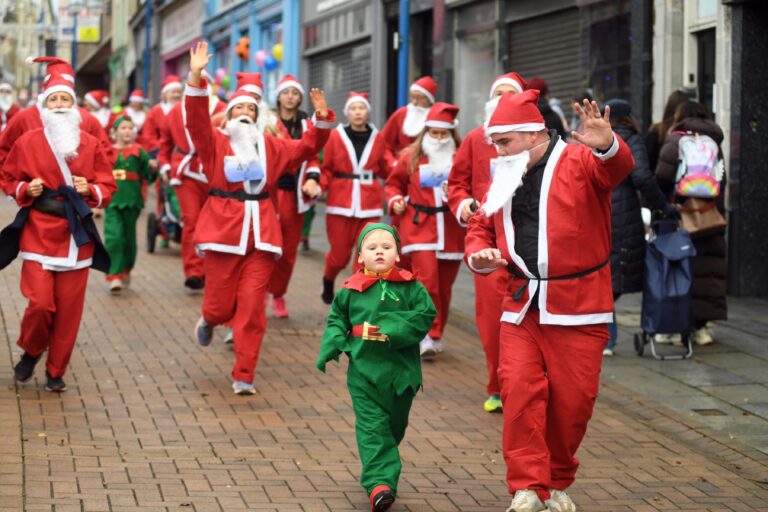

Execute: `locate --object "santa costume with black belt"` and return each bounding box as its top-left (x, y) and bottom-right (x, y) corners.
top-left (0, 73), bottom-right (116, 393)
top-left (158, 69), bottom-right (227, 291)
top-left (269, 74), bottom-right (323, 318)
top-left (124, 89), bottom-right (148, 144)
top-left (319, 91), bottom-right (390, 304)
top-left (446, 71), bottom-right (527, 414)
top-left (385, 102), bottom-right (465, 361)
top-left (465, 90), bottom-right (634, 512)
top-left (0, 82), bottom-right (20, 132)
top-left (183, 42), bottom-right (335, 395)
top-left (142, 75), bottom-right (183, 155)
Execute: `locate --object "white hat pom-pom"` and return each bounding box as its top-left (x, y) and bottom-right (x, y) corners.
top-left (26, 56), bottom-right (36, 65)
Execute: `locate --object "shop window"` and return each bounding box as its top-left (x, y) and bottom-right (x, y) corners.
top-left (587, 12), bottom-right (631, 101)
top-left (308, 42), bottom-right (372, 119)
top-left (697, 28), bottom-right (716, 116)
top-left (261, 18), bottom-right (283, 96)
top-left (698, 0), bottom-right (717, 19)
top-left (303, 4), bottom-right (371, 52)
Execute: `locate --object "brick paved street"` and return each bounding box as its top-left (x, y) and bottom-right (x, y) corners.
top-left (1, 200), bottom-right (768, 511)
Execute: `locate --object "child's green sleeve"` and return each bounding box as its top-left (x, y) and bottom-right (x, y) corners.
top-left (317, 289), bottom-right (352, 372)
top-left (375, 282), bottom-right (436, 350)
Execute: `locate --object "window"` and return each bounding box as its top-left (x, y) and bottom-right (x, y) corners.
top-left (261, 18), bottom-right (283, 96)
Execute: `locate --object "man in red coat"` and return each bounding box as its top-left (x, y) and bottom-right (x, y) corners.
top-left (0, 74), bottom-right (116, 392)
top-left (142, 75), bottom-right (183, 155)
top-left (0, 82), bottom-right (20, 131)
top-left (447, 71), bottom-right (527, 414)
top-left (83, 89), bottom-right (114, 132)
top-left (158, 73), bottom-right (226, 291)
top-left (465, 91), bottom-right (634, 512)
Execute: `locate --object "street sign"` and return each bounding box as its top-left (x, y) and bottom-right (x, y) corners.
top-left (57, 8), bottom-right (101, 43)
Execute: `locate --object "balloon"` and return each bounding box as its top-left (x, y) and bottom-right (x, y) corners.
top-left (221, 75), bottom-right (232, 89)
top-left (112, 105), bottom-right (123, 114)
top-left (214, 75), bottom-right (223, 86)
top-left (254, 50), bottom-right (268, 67)
top-left (215, 67), bottom-right (227, 79)
top-left (272, 43), bottom-right (284, 62)
top-left (217, 87), bottom-right (227, 100)
top-left (264, 55), bottom-right (278, 71)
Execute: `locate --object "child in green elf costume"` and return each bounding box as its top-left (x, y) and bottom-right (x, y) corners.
top-left (104, 116), bottom-right (157, 292)
top-left (318, 223), bottom-right (436, 512)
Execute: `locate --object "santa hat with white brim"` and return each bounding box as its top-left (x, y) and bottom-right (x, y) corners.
top-left (343, 91), bottom-right (371, 116)
top-left (409, 76), bottom-right (437, 104)
top-left (85, 90), bottom-right (109, 109)
top-left (485, 89), bottom-right (546, 136)
top-left (161, 75), bottom-right (183, 94)
top-left (236, 72), bottom-right (264, 98)
top-left (424, 102), bottom-right (459, 129)
top-left (225, 90), bottom-right (259, 116)
top-left (27, 56), bottom-right (75, 85)
top-left (39, 73), bottom-right (76, 105)
top-left (488, 72), bottom-right (527, 100)
top-left (128, 89), bottom-right (145, 103)
top-left (274, 74), bottom-right (305, 98)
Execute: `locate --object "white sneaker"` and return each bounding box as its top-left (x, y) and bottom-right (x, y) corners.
top-left (232, 381), bottom-right (255, 395)
top-left (433, 339), bottom-right (443, 353)
top-left (419, 335), bottom-right (436, 361)
top-left (546, 489), bottom-right (576, 512)
top-left (692, 326), bottom-right (714, 346)
top-left (506, 489), bottom-right (548, 512)
top-left (109, 279), bottom-right (123, 293)
top-left (653, 333), bottom-right (681, 345)
top-left (602, 348), bottom-right (614, 357)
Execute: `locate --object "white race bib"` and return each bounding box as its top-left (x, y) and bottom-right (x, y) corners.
top-left (224, 156), bottom-right (264, 183)
top-left (419, 164), bottom-right (449, 189)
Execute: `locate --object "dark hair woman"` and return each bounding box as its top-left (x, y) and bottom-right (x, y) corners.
top-left (646, 90), bottom-right (689, 172)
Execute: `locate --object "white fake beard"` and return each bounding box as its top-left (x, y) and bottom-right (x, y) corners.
top-left (94, 108), bottom-right (111, 128)
top-left (41, 107), bottom-right (82, 160)
top-left (226, 116), bottom-right (260, 164)
top-left (422, 134), bottom-right (456, 172)
top-left (484, 96), bottom-right (501, 124)
top-left (0, 93), bottom-right (13, 112)
top-left (126, 107), bottom-right (146, 129)
top-left (402, 104), bottom-right (429, 137)
top-left (481, 151), bottom-right (530, 216)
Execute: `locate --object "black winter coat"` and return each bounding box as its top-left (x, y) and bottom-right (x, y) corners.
top-left (610, 124), bottom-right (668, 295)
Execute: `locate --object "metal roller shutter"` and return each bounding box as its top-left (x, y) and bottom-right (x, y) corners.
top-left (308, 41), bottom-right (372, 117)
top-left (507, 8), bottom-right (582, 101)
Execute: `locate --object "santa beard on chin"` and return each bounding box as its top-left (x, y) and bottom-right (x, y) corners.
top-left (226, 115), bottom-right (260, 164)
top-left (0, 94), bottom-right (13, 112)
top-left (422, 134), bottom-right (456, 171)
top-left (402, 104), bottom-right (429, 137)
top-left (41, 107), bottom-right (82, 160)
top-left (481, 150), bottom-right (530, 216)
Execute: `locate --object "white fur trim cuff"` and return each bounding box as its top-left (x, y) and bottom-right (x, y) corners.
top-left (311, 114), bottom-right (334, 130)
top-left (489, 78), bottom-right (524, 99)
top-left (387, 195), bottom-right (404, 212)
top-left (592, 133), bottom-right (619, 160)
top-left (91, 184), bottom-right (104, 208)
top-left (409, 84), bottom-right (435, 104)
top-left (485, 123), bottom-right (546, 136)
top-left (160, 164), bottom-right (171, 175)
top-left (184, 84), bottom-right (209, 97)
top-left (455, 198), bottom-right (474, 227)
top-left (15, 182), bottom-right (26, 199)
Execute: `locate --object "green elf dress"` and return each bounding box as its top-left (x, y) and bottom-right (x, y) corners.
top-left (104, 142), bottom-right (156, 281)
top-left (318, 262), bottom-right (436, 497)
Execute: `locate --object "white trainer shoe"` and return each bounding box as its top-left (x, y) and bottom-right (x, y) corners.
top-left (419, 335), bottom-right (437, 361)
top-left (691, 326), bottom-right (714, 346)
top-left (109, 279), bottom-right (123, 293)
top-left (433, 338), bottom-right (443, 353)
top-left (506, 489), bottom-right (548, 512)
top-left (546, 489), bottom-right (576, 512)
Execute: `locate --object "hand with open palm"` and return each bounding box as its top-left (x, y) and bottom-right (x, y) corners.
top-left (188, 42), bottom-right (212, 87)
top-left (571, 99), bottom-right (614, 151)
top-left (310, 88), bottom-right (328, 119)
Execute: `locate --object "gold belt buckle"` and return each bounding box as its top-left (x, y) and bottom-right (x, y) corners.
top-left (113, 170), bottom-right (127, 180)
top-left (362, 322), bottom-right (388, 342)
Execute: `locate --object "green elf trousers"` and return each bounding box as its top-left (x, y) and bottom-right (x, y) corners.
top-left (104, 206), bottom-right (142, 278)
top-left (301, 204), bottom-right (316, 240)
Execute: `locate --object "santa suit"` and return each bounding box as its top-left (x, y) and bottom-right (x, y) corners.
top-left (158, 98), bottom-right (226, 280)
top-left (268, 115), bottom-right (322, 298)
top-left (0, 127), bottom-right (115, 378)
top-left (320, 124), bottom-right (389, 281)
top-left (465, 134), bottom-right (633, 501)
top-left (380, 106), bottom-right (416, 170)
top-left (386, 149), bottom-right (464, 340)
top-left (184, 83), bottom-right (335, 383)
top-left (1, 103), bottom-right (19, 131)
top-left (124, 106), bottom-right (147, 146)
top-left (447, 125), bottom-right (507, 395)
top-left (0, 105), bottom-right (114, 167)
top-left (142, 102), bottom-right (174, 155)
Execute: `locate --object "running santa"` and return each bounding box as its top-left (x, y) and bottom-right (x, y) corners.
top-left (0, 82), bottom-right (20, 132)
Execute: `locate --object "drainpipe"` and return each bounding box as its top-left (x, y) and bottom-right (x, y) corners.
top-left (143, 0), bottom-right (151, 96)
top-left (397, 0), bottom-right (410, 107)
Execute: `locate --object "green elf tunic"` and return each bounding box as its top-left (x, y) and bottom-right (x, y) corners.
top-left (318, 267), bottom-right (436, 496)
top-left (104, 144), bottom-right (156, 279)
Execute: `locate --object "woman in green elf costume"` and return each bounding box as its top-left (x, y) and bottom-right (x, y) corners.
top-left (317, 223), bottom-right (436, 512)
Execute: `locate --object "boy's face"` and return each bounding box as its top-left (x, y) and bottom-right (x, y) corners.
top-left (357, 230), bottom-right (399, 273)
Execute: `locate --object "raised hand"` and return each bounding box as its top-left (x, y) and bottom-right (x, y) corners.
top-left (188, 42), bottom-right (212, 87)
top-left (310, 88), bottom-right (328, 118)
top-left (571, 99), bottom-right (614, 151)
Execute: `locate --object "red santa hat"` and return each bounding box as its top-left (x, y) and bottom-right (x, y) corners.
top-left (489, 72), bottom-right (527, 99)
top-left (161, 75), bottom-right (183, 94)
top-left (424, 102), bottom-right (459, 129)
top-left (225, 90), bottom-right (259, 116)
top-left (485, 89), bottom-right (546, 136)
top-left (85, 90), bottom-right (109, 109)
top-left (235, 72), bottom-right (264, 98)
top-left (39, 73), bottom-right (76, 105)
top-left (0, 82), bottom-right (12, 92)
top-left (27, 56), bottom-right (75, 85)
top-left (128, 89), bottom-right (145, 103)
top-left (409, 76), bottom-right (437, 104)
top-left (343, 91), bottom-right (371, 116)
top-left (274, 74), bottom-right (305, 98)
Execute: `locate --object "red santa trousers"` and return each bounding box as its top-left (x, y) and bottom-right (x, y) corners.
top-left (202, 248), bottom-right (275, 383)
top-left (269, 188), bottom-right (304, 298)
top-left (474, 270), bottom-right (506, 395)
top-left (498, 311), bottom-right (607, 502)
top-left (409, 251), bottom-right (461, 340)
top-left (173, 179), bottom-right (207, 279)
top-left (323, 214), bottom-right (368, 281)
top-left (17, 261), bottom-right (89, 378)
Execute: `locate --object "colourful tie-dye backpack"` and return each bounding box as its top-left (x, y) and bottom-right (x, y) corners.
top-left (674, 131), bottom-right (724, 198)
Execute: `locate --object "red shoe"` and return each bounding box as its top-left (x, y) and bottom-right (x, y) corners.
top-left (370, 485), bottom-right (395, 512)
top-left (272, 296), bottom-right (289, 318)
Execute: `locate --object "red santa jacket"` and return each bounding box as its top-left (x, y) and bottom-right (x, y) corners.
top-left (447, 125), bottom-right (500, 227)
top-left (159, 97), bottom-right (226, 185)
top-left (320, 124), bottom-right (389, 218)
top-left (379, 106), bottom-right (415, 171)
top-left (183, 84), bottom-right (335, 257)
top-left (385, 149), bottom-right (465, 258)
top-left (275, 116), bottom-right (322, 214)
top-left (141, 102), bottom-right (174, 152)
top-left (0, 128), bottom-right (116, 270)
top-left (1, 104), bottom-right (19, 131)
top-left (464, 135), bottom-right (634, 326)
top-left (0, 105), bottom-right (114, 167)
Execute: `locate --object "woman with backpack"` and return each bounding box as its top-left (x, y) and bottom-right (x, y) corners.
top-left (655, 100), bottom-right (727, 345)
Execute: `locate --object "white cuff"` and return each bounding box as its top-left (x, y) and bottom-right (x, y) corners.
top-left (91, 184), bottom-right (103, 208)
top-left (467, 252), bottom-right (496, 274)
top-left (387, 195), bottom-right (404, 213)
top-left (170, 178), bottom-right (182, 186)
top-left (15, 181), bottom-right (25, 199)
top-left (592, 133), bottom-right (619, 161)
top-left (184, 84), bottom-right (208, 97)
top-left (455, 198), bottom-right (474, 227)
top-left (311, 113), bottom-right (334, 130)
top-left (160, 163), bottom-right (171, 175)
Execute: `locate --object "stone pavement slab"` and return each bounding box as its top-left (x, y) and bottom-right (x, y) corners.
top-left (1, 200), bottom-right (767, 511)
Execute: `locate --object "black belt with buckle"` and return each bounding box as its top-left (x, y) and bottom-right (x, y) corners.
top-left (209, 188), bottom-right (270, 202)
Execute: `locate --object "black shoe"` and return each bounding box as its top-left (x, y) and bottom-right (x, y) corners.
top-left (14, 353), bottom-right (40, 383)
top-left (44, 372), bottom-right (67, 392)
top-left (370, 488), bottom-right (395, 511)
top-left (321, 278), bottom-right (334, 305)
top-left (184, 275), bottom-right (205, 290)
top-left (301, 239), bottom-right (310, 251)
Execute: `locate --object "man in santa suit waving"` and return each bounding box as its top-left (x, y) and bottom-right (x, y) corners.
top-left (447, 72), bottom-right (527, 414)
top-left (183, 42), bottom-right (335, 395)
top-left (0, 73), bottom-right (116, 392)
top-left (465, 90), bottom-right (634, 512)
top-left (158, 69), bottom-right (227, 291)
